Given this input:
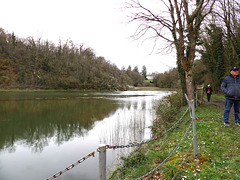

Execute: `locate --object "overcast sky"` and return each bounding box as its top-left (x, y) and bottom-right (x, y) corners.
top-left (0, 0), bottom-right (176, 73)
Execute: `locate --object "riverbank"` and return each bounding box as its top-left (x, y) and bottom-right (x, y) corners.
top-left (110, 95), bottom-right (240, 179)
top-left (0, 86), bottom-right (171, 91)
top-left (133, 87), bottom-right (176, 91)
top-left (133, 87), bottom-right (166, 91)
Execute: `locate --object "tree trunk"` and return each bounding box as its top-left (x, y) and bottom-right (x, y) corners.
top-left (185, 70), bottom-right (195, 101)
top-left (177, 54), bottom-right (187, 104)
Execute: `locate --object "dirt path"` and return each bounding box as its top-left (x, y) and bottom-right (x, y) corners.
top-left (203, 96), bottom-right (225, 109)
top-left (204, 96), bottom-right (240, 131)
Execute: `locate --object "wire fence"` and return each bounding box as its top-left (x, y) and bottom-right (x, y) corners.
top-left (172, 139), bottom-right (193, 180)
top-left (45, 95), bottom-right (197, 180)
top-left (136, 121), bottom-right (193, 180)
top-left (135, 97), bottom-right (197, 179)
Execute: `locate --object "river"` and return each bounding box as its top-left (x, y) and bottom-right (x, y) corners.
top-left (0, 90), bottom-right (170, 180)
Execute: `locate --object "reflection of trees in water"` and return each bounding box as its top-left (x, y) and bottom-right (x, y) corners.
top-left (0, 98), bottom-right (118, 152)
top-left (99, 98), bottom-right (151, 174)
top-left (100, 99), bottom-right (149, 146)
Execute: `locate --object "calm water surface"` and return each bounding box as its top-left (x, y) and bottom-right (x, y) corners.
top-left (0, 90), bottom-right (170, 180)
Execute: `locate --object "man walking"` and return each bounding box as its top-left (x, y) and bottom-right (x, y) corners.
top-left (221, 67), bottom-right (240, 126)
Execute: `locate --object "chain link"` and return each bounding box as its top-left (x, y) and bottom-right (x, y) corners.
top-left (45, 151), bottom-right (96, 180)
top-left (106, 106), bottom-right (190, 150)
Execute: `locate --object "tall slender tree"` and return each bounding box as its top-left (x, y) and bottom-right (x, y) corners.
top-left (141, 65), bottom-right (147, 80)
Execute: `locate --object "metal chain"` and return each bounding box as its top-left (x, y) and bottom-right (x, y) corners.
top-left (106, 106), bottom-right (190, 150)
top-left (136, 121), bottom-right (193, 180)
top-left (45, 151), bottom-right (97, 180)
top-left (45, 106), bottom-right (191, 179)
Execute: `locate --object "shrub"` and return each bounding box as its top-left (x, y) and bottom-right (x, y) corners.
top-left (154, 92), bottom-right (182, 124)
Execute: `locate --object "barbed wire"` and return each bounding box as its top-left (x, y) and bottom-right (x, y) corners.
top-left (136, 120), bottom-right (193, 180)
top-left (45, 151), bottom-right (97, 180)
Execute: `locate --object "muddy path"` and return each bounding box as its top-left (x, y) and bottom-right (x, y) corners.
top-left (203, 96), bottom-right (225, 109)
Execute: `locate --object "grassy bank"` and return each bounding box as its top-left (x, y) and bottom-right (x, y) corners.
top-left (110, 99), bottom-right (240, 179)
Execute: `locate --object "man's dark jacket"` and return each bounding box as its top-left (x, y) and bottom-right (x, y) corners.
top-left (221, 74), bottom-right (240, 100)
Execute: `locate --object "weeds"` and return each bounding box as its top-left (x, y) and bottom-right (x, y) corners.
top-left (152, 91), bottom-right (183, 135)
top-left (109, 148), bottom-right (149, 180)
top-left (154, 91), bottom-right (183, 122)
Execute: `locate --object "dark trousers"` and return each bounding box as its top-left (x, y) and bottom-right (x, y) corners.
top-left (223, 98), bottom-right (240, 123)
top-left (207, 94), bottom-right (211, 102)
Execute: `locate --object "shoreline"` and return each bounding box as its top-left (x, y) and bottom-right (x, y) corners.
top-left (0, 87), bottom-right (175, 92)
top-left (132, 87), bottom-right (175, 91)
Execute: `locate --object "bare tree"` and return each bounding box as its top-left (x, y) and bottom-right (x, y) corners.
top-left (212, 0), bottom-right (240, 64)
top-left (126, 0), bottom-right (216, 100)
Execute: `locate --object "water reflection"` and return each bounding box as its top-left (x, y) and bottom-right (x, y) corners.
top-left (0, 91), bottom-right (168, 180)
top-left (0, 98), bottom-right (119, 152)
top-left (100, 96), bottom-right (155, 145)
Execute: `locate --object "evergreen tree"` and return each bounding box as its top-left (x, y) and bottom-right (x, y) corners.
top-left (141, 65), bottom-right (147, 80)
top-left (201, 24), bottom-right (225, 89)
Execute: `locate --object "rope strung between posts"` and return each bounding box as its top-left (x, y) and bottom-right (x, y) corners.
top-left (45, 151), bottom-right (97, 180)
top-left (136, 120), bottom-right (193, 180)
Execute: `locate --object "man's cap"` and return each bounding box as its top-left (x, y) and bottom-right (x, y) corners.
top-left (230, 67), bottom-right (239, 71)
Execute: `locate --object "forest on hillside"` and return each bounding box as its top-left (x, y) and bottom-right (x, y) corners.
top-left (2, 9), bottom-right (240, 92)
top-left (0, 28), bottom-right (145, 90)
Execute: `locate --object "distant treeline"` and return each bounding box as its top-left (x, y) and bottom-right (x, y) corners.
top-left (0, 28), bottom-right (145, 90)
top-left (3, 20), bottom-right (239, 92)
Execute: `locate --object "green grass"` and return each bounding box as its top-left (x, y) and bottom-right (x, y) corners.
top-left (203, 93), bottom-right (225, 102)
top-left (110, 102), bottom-right (240, 180)
top-left (143, 80), bottom-right (153, 82)
top-left (211, 93), bottom-right (225, 99)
